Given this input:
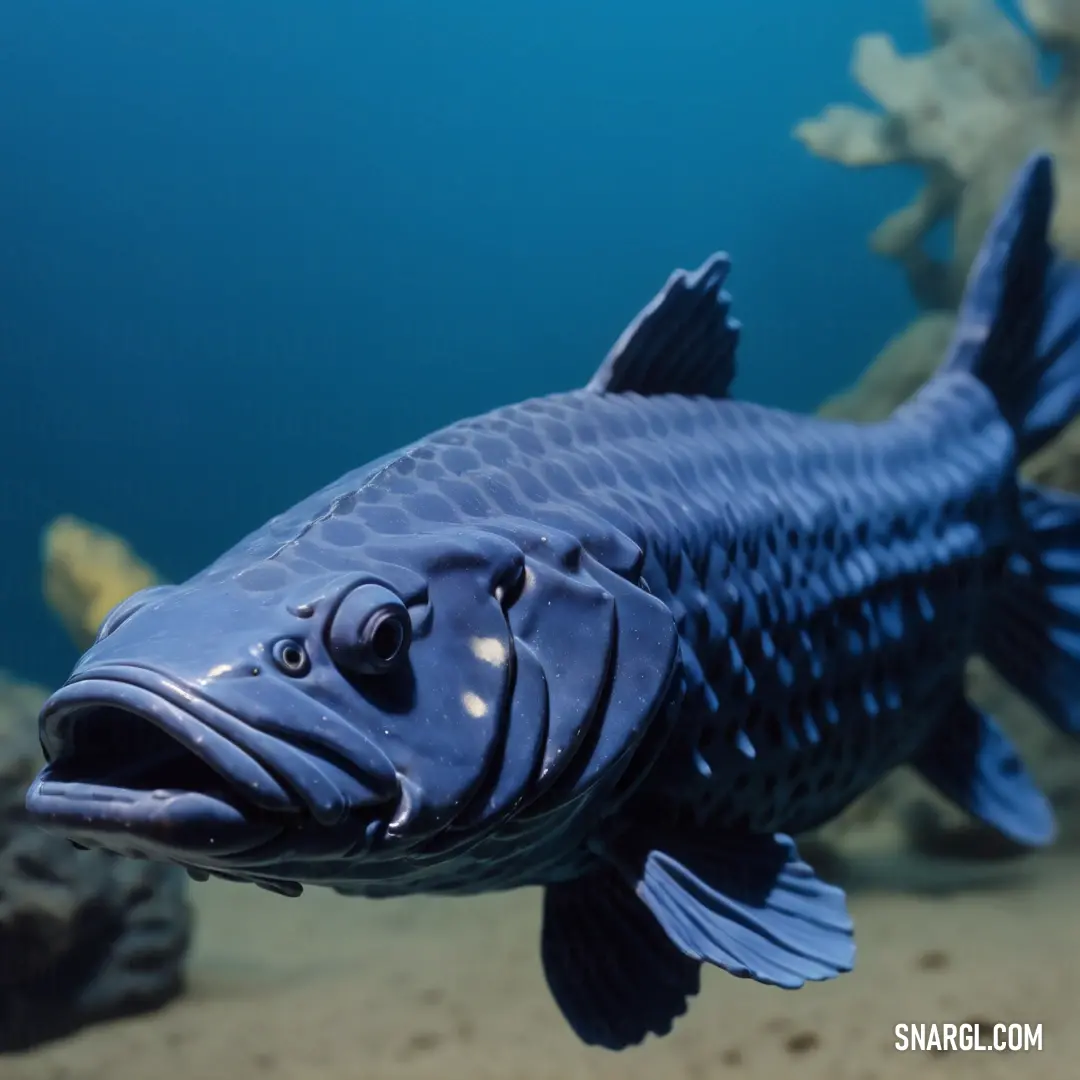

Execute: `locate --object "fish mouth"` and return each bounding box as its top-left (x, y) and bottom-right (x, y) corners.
top-left (25, 663), bottom-right (392, 870)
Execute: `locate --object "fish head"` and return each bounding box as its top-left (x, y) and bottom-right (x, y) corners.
top-left (24, 527), bottom-right (532, 892)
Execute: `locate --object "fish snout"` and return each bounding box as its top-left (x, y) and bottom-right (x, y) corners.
top-left (26, 662), bottom-right (400, 868)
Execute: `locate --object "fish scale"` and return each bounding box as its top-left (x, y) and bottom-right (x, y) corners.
top-left (550, 387), bottom-right (1007, 834)
top-left (25, 154), bottom-right (1080, 1050)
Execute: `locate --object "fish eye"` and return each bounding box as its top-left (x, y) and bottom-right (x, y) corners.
top-left (272, 638), bottom-right (310, 676)
top-left (368, 610), bottom-right (407, 665)
top-left (328, 583), bottom-right (412, 676)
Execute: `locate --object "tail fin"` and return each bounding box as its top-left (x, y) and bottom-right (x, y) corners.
top-left (945, 154), bottom-right (1080, 737)
top-left (942, 153), bottom-right (1080, 461)
top-left (983, 482), bottom-right (1080, 736)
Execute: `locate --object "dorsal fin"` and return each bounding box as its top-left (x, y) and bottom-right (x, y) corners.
top-left (586, 252), bottom-right (740, 398)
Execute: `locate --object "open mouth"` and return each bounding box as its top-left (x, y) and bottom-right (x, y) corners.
top-left (46, 704), bottom-right (249, 797)
top-left (25, 668), bottom-right (300, 863)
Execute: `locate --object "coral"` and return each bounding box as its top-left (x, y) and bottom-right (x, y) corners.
top-left (42, 515), bottom-right (159, 651)
top-left (0, 671), bottom-right (192, 1051)
top-left (794, 0), bottom-right (1080, 308)
top-left (1024, 0), bottom-right (1080, 59)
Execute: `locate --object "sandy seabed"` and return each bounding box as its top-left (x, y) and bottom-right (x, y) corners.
top-left (4, 848), bottom-right (1078, 1080)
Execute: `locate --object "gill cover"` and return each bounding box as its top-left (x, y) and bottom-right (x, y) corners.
top-left (469, 511), bottom-right (680, 830)
top-left (355, 530), bottom-right (522, 838)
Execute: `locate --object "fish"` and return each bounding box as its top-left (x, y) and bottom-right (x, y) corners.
top-left (25, 153), bottom-right (1080, 1050)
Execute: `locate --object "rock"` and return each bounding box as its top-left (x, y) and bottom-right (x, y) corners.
top-left (0, 672), bottom-right (191, 1052)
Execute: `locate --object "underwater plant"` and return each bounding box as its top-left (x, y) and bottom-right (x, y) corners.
top-left (796, 0), bottom-right (1080, 309)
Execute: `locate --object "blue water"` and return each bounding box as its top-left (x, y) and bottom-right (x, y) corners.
top-left (0, 1), bottom-right (927, 685)
top-left (6, 8), bottom-right (1080, 1079)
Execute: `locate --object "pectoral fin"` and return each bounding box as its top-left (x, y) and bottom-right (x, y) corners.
top-left (912, 700), bottom-right (1056, 848)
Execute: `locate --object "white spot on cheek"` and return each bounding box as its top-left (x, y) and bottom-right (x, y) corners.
top-left (462, 691), bottom-right (488, 719)
top-left (470, 635), bottom-right (508, 666)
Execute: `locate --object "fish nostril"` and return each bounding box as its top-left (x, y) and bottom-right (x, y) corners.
top-left (272, 639), bottom-right (310, 677)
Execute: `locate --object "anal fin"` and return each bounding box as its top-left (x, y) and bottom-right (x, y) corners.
top-left (541, 831), bottom-right (855, 1048)
top-left (911, 700), bottom-right (1057, 848)
top-left (541, 866), bottom-right (701, 1050)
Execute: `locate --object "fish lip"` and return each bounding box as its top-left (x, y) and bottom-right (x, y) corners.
top-left (32, 661), bottom-right (402, 838)
top-left (25, 669), bottom-right (305, 865)
top-left (36, 664), bottom-right (304, 814)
